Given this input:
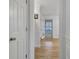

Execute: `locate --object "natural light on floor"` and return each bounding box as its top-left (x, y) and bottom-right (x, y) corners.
top-left (44, 41), bottom-right (53, 48)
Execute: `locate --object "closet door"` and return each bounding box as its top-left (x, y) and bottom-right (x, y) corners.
top-left (9, 0), bottom-right (28, 59)
top-left (9, 0), bottom-right (18, 59)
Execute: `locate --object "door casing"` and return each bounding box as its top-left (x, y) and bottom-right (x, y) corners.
top-left (29, 0), bottom-right (70, 59)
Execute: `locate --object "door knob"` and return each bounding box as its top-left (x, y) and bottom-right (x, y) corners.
top-left (9, 37), bottom-right (16, 41)
top-left (25, 54), bottom-right (27, 59)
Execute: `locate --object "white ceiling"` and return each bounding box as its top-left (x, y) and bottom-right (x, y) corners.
top-left (40, 0), bottom-right (60, 16)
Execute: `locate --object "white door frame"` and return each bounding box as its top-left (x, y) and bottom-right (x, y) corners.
top-left (29, 0), bottom-right (35, 59)
top-left (29, 0), bottom-right (70, 59)
top-left (59, 0), bottom-right (70, 59)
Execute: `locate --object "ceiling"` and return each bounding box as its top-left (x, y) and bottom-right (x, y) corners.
top-left (40, 0), bottom-right (60, 16)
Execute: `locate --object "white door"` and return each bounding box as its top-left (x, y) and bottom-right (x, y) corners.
top-left (9, 0), bottom-right (18, 59)
top-left (9, 0), bottom-right (29, 59)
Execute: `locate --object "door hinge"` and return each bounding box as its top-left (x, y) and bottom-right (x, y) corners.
top-left (26, 27), bottom-right (27, 32)
top-left (26, 0), bottom-right (27, 4)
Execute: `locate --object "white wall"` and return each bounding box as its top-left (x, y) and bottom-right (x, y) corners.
top-left (34, 0), bottom-right (40, 47)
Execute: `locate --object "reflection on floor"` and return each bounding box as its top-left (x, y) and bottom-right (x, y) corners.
top-left (35, 38), bottom-right (60, 59)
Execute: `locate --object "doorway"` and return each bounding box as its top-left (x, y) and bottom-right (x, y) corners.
top-left (45, 20), bottom-right (53, 39)
top-left (32, 0), bottom-right (60, 59)
top-left (9, 0), bottom-right (30, 59)
top-left (29, 0), bottom-right (69, 59)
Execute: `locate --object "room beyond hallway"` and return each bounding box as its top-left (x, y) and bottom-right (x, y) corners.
top-left (35, 39), bottom-right (60, 59)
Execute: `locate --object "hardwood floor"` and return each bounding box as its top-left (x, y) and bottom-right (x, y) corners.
top-left (35, 39), bottom-right (60, 59)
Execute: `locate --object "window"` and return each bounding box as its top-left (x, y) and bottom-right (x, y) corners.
top-left (45, 20), bottom-right (53, 39)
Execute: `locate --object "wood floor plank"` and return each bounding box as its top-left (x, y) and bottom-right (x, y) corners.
top-left (35, 39), bottom-right (60, 59)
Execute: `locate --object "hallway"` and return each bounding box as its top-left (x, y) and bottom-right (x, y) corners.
top-left (35, 39), bottom-right (60, 59)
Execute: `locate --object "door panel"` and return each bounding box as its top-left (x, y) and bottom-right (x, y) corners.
top-left (9, 33), bottom-right (18, 59)
top-left (9, 0), bottom-right (18, 59)
top-left (17, 6), bottom-right (26, 59)
top-left (9, 0), bottom-right (28, 59)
